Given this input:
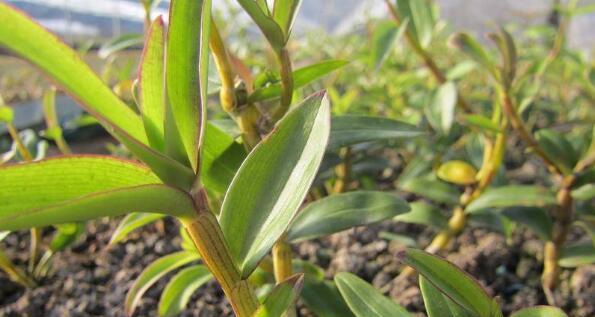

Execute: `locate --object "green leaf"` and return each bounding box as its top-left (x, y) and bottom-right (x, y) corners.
top-left (236, 0), bottom-right (285, 50)
top-left (49, 223), bottom-right (85, 252)
top-left (396, 0), bottom-right (434, 48)
top-left (138, 17), bottom-right (166, 151)
top-left (200, 122), bottom-right (246, 194)
top-left (559, 243), bottom-right (595, 268)
top-left (446, 61), bottom-right (477, 81)
top-left (109, 213), bottom-right (166, 245)
top-left (462, 114), bottom-right (501, 133)
top-left (400, 248), bottom-right (501, 317)
top-left (371, 19), bottom-right (408, 69)
top-left (487, 29), bottom-right (517, 88)
top-left (400, 177), bottom-right (460, 205)
top-left (158, 265), bottom-right (213, 317)
top-left (466, 185), bottom-right (557, 213)
top-left (501, 207), bottom-right (553, 241)
top-left (0, 105), bottom-right (14, 123)
top-left (98, 33), bottom-right (144, 59)
top-left (253, 274), bottom-right (304, 317)
top-left (0, 231), bottom-right (9, 242)
top-left (272, 0), bottom-right (302, 38)
top-left (166, 0), bottom-right (211, 172)
top-left (572, 184), bottom-right (595, 201)
top-left (220, 92), bottom-right (331, 278)
top-left (395, 201), bottom-right (447, 229)
top-left (249, 60), bottom-right (348, 103)
top-left (536, 129), bottom-right (578, 174)
top-left (510, 306), bottom-right (568, 317)
top-left (329, 115), bottom-right (423, 150)
top-left (432, 82), bottom-right (457, 134)
top-left (0, 4), bottom-right (145, 144)
top-left (335, 272), bottom-right (411, 317)
top-left (449, 33), bottom-right (497, 78)
top-left (301, 278), bottom-right (355, 317)
top-left (437, 160), bottom-right (478, 186)
top-left (126, 251), bottom-right (200, 316)
top-left (287, 191), bottom-right (410, 242)
top-left (420, 276), bottom-right (474, 317)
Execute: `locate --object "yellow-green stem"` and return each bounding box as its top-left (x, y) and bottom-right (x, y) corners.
top-left (333, 147), bottom-right (352, 193)
top-left (0, 249), bottom-right (36, 288)
top-left (272, 48), bottom-right (294, 122)
top-left (272, 235), bottom-right (293, 282)
top-left (7, 124), bottom-right (33, 161)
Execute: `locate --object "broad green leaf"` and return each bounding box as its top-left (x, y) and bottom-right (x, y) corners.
top-left (158, 265), bottom-right (213, 317)
top-left (449, 33), bottom-right (497, 78)
top-left (166, 0), bottom-right (211, 172)
top-left (379, 232), bottom-right (418, 247)
top-left (139, 17), bottom-right (166, 150)
top-left (371, 19), bottom-right (408, 69)
top-left (0, 4), bottom-right (145, 143)
top-left (329, 115), bottom-right (423, 150)
top-left (420, 276), bottom-right (474, 317)
top-left (501, 207), bottom-right (553, 241)
top-left (236, 0), bottom-right (285, 50)
top-left (109, 213), bottom-right (166, 245)
top-left (510, 306), bottom-right (568, 317)
top-left (433, 81), bottom-right (457, 134)
top-left (400, 248), bottom-right (501, 317)
top-left (466, 185), bottom-right (557, 213)
top-left (249, 60), bottom-right (348, 103)
top-left (437, 160), bottom-right (477, 186)
top-left (400, 177), bottom-right (460, 205)
top-left (98, 33), bottom-right (144, 59)
top-left (220, 92), bottom-right (331, 278)
top-left (536, 129), bottom-right (578, 175)
top-left (287, 191), bottom-right (410, 242)
top-left (559, 243), bottom-right (595, 268)
top-left (396, 0), bottom-right (434, 48)
top-left (301, 279), bottom-right (355, 317)
top-left (335, 272), bottom-right (411, 317)
top-left (49, 223), bottom-right (85, 252)
top-left (253, 274), bottom-right (304, 317)
top-left (272, 0), bottom-right (302, 38)
top-left (201, 122), bottom-right (246, 194)
top-left (462, 114), bottom-right (501, 133)
top-left (395, 201), bottom-right (447, 229)
top-left (126, 251), bottom-right (200, 316)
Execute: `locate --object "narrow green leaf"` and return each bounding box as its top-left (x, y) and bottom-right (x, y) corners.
top-left (201, 122), bottom-right (246, 194)
top-left (301, 278), bottom-right (355, 317)
top-left (396, 0), bottom-right (434, 48)
top-left (236, 0), bottom-right (285, 50)
top-left (0, 231), bottom-right (9, 242)
top-left (433, 82), bottom-right (457, 134)
top-left (49, 223), bottom-right (85, 252)
top-left (253, 274), bottom-right (304, 317)
top-left (487, 29), bottom-right (517, 87)
top-left (166, 0), bottom-right (211, 172)
top-left (420, 276), bottom-right (474, 317)
top-left (287, 191), bottom-right (410, 242)
top-left (126, 251), bottom-right (200, 316)
top-left (98, 33), bottom-right (144, 59)
top-left (510, 306), bottom-right (568, 317)
top-left (466, 185), bottom-right (557, 213)
top-left (400, 177), bottom-right (460, 205)
top-left (395, 201), bottom-right (448, 229)
top-left (400, 248), bottom-right (501, 317)
top-left (572, 184), bottom-right (595, 201)
top-left (559, 243), bottom-right (595, 268)
top-left (446, 61), bottom-right (477, 81)
top-left (249, 60), bottom-right (348, 103)
top-left (535, 129), bottom-right (578, 175)
top-left (220, 92), bottom-right (331, 277)
top-left (335, 272), bottom-right (411, 317)
top-left (158, 265), bottom-right (212, 317)
top-left (462, 114), bottom-right (502, 133)
top-left (501, 207), bottom-right (553, 241)
top-left (139, 17), bottom-right (166, 150)
top-left (0, 3), bottom-right (146, 143)
top-left (329, 115), bottom-right (423, 150)
top-left (272, 0), bottom-right (302, 38)
top-left (109, 213), bottom-right (166, 245)
top-left (371, 19), bottom-right (409, 69)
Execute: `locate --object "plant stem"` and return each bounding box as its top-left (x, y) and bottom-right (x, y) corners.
top-left (333, 147), bottom-right (352, 193)
top-left (181, 190), bottom-right (259, 317)
top-left (272, 47), bottom-right (294, 121)
top-left (383, 0), bottom-right (472, 113)
top-left (272, 234), bottom-right (293, 282)
top-left (0, 248), bottom-right (36, 288)
top-left (7, 124), bottom-right (33, 161)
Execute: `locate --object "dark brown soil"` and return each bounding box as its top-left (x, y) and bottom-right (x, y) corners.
top-left (1, 217), bottom-right (592, 317)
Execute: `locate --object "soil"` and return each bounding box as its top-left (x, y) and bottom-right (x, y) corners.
top-left (1, 217), bottom-right (592, 317)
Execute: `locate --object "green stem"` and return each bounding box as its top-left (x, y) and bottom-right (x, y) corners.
top-left (272, 47), bottom-right (294, 122)
top-left (0, 248), bottom-right (36, 288)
